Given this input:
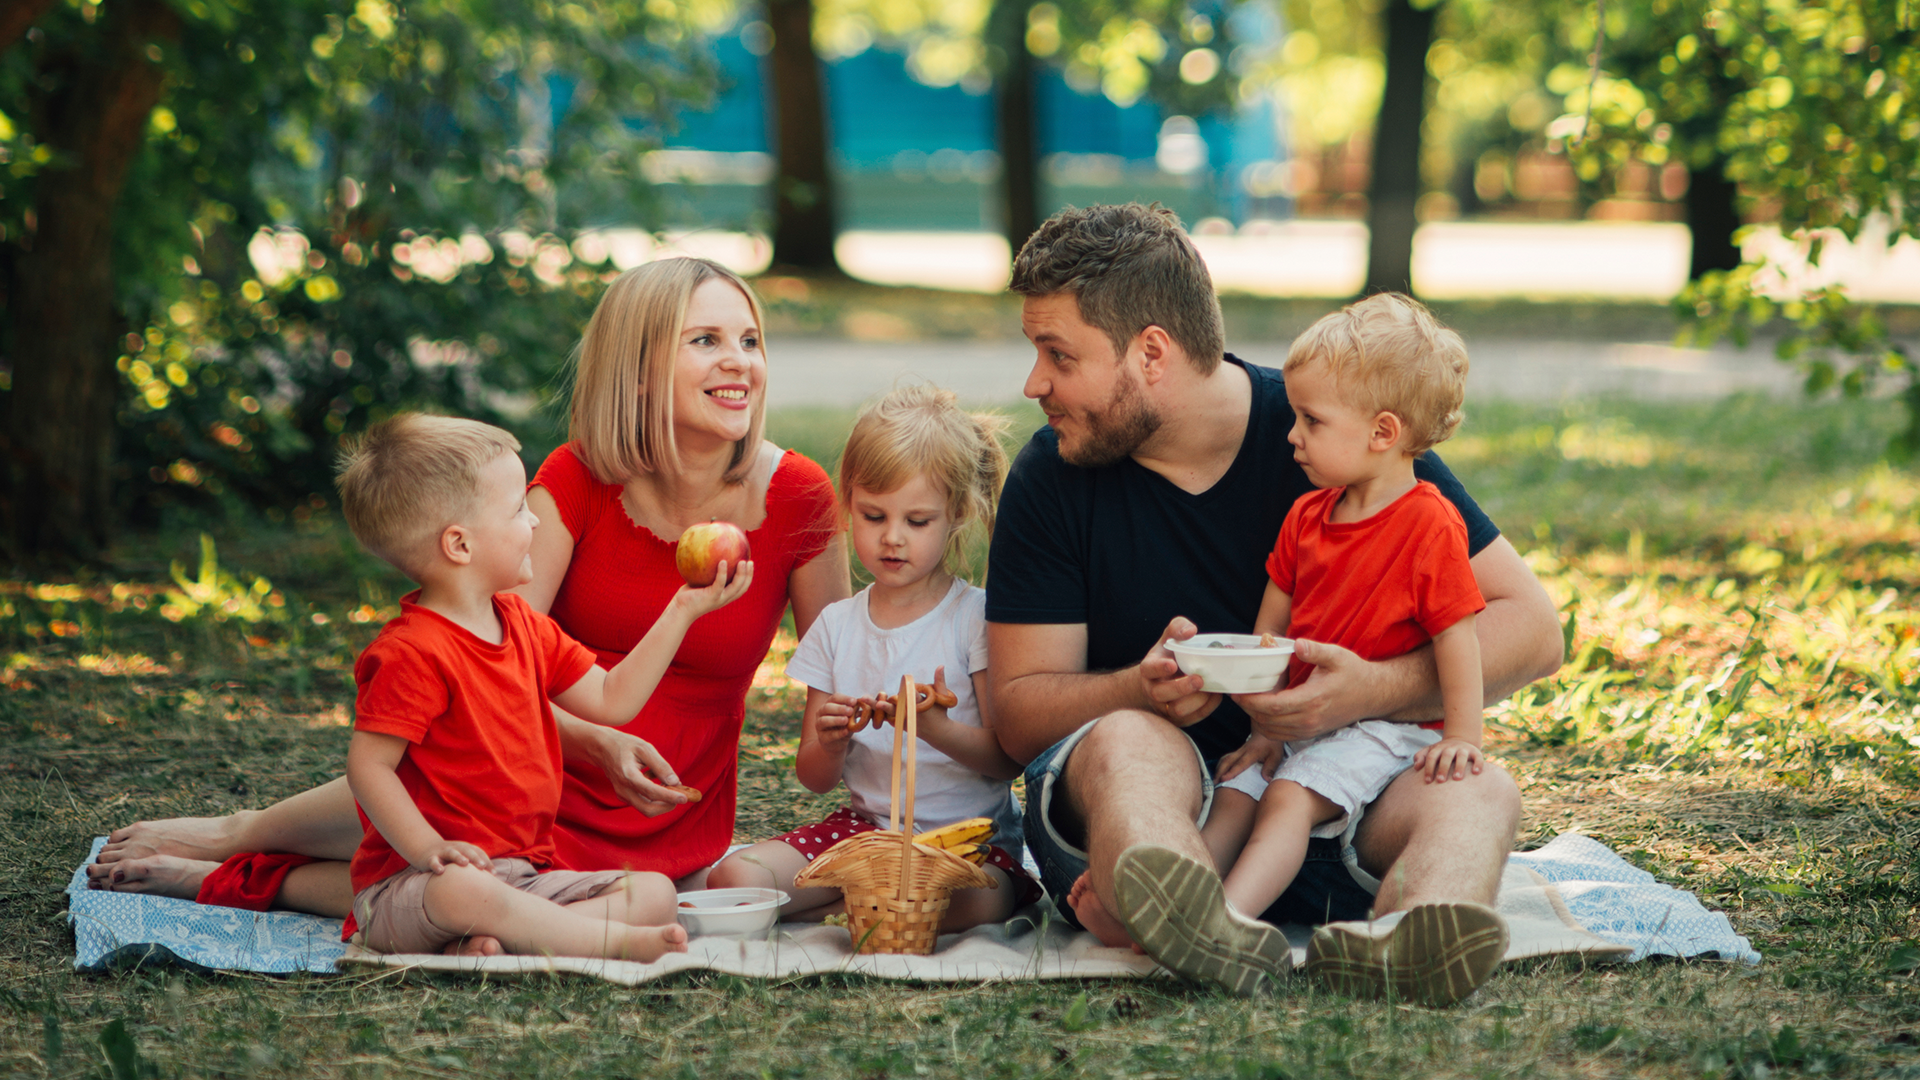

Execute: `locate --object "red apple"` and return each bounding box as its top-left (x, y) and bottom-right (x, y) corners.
top-left (675, 520), bottom-right (750, 587)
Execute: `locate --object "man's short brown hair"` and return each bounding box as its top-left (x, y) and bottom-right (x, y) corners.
top-left (1284, 293), bottom-right (1469, 456)
top-left (336, 413), bottom-right (522, 577)
top-left (1010, 203), bottom-right (1225, 373)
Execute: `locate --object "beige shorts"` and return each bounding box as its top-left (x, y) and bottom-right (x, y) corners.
top-left (352, 858), bottom-right (632, 954)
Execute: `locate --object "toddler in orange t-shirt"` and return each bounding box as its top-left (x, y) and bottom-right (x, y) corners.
top-left (1200, 294), bottom-right (1488, 923)
top-left (337, 414), bottom-right (754, 960)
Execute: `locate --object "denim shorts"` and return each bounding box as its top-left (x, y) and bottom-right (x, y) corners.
top-left (1022, 718), bottom-right (1380, 931)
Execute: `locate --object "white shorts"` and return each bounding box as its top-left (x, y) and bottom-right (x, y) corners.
top-left (1218, 721), bottom-right (1443, 838)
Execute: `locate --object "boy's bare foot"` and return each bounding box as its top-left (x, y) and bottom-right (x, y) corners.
top-left (1066, 872), bottom-right (1143, 952)
top-left (621, 923), bottom-right (690, 962)
top-left (443, 936), bottom-right (504, 958)
top-left (95, 813), bottom-right (249, 866)
top-left (85, 855), bottom-right (217, 900)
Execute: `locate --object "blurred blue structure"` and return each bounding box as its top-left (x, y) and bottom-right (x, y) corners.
top-left (648, 20), bottom-right (1289, 231)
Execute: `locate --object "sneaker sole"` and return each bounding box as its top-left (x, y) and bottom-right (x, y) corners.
top-left (1304, 901), bottom-right (1509, 1006)
top-left (1111, 844), bottom-right (1292, 997)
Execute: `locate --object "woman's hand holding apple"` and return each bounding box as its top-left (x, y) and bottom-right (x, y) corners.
top-left (670, 558), bottom-right (756, 618)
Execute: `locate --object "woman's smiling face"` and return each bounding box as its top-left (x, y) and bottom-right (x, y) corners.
top-left (673, 277), bottom-right (764, 451)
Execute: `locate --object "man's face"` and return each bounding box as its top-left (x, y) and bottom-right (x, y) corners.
top-left (1020, 294), bottom-right (1161, 467)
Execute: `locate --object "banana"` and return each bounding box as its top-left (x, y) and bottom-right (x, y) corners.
top-left (912, 817), bottom-right (994, 863)
top-left (945, 843), bottom-right (988, 865)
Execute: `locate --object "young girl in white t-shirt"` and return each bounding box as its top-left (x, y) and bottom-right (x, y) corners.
top-left (708, 384), bottom-right (1041, 929)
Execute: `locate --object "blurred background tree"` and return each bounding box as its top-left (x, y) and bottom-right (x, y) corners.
top-left (0, 0), bottom-right (718, 564)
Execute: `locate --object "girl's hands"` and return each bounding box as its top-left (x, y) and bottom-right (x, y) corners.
top-left (417, 840), bottom-right (492, 874)
top-left (670, 560), bottom-right (756, 618)
top-left (1412, 737), bottom-right (1483, 783)
top-left (855, 668), bottom-right (956, 731)
top-left (813, 694), bottom-right (860, 751)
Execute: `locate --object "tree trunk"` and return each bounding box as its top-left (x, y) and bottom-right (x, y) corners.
top-left (1686, 156), bottom-right (1743, 279)
top-left (1362, 0), bottom-right (1437, 296)
top-left (2, 0), bottom-right (176, 562)
top-left (992, 0), bottom-right (1041, 260)
top-left (764, 0), bottom-right (840, 273)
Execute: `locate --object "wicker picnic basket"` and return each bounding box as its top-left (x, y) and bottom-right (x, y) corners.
top-left (793, 675), bottom-right (994, 955)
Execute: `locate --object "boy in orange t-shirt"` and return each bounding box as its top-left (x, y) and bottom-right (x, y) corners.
top-left (1198, 293), bottom-right (1487, 925)
top-left (337, 414), bottom-right (754, 959)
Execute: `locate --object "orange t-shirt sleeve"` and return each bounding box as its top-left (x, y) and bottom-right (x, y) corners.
top-left (352, 638), bottom-right (449, 744)
top-left (1264, 491), bottom-right (1315, 595)
top-left (534, 608), bottom-right (600, 695)
top-left (1410, 498), bottom-right (1486, 638)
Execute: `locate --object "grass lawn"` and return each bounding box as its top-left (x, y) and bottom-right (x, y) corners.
top-left (2, 390), bottom-right (1917, 1079)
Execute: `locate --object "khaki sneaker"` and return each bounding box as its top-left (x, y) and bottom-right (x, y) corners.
top-left (1112, 844), bottom-right (1292, 997)
top-left (1304, 902), bottom-right (1509, 1006)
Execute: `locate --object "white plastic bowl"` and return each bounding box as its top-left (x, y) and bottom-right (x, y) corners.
top-left (674, 887), bottom-right (788, 937)
top-left (1166, 633), bottom-right (1295, 694)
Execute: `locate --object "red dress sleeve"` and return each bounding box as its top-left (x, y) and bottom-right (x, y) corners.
top-left (529, 442), bottom-right (608, 543)
top-left (765, 450), bottom-right (841, 567)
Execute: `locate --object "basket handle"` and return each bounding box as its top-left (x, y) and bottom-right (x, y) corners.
top-left (894, 674), bottom-right (919, 900)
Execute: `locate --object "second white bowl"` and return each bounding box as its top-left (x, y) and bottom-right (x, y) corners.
top-left (674, 887), bottom-right (788, 937)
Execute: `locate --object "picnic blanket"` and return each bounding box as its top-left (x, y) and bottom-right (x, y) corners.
top-left (66, 831), bottom-right (1758, 980)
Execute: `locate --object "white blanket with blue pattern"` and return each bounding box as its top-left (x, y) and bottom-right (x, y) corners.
top-left (66, 830), bottom-right (1756, 977)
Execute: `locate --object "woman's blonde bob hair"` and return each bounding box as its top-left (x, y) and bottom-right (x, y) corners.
top-left (567, 257), bottom-right (767, 485)
top-left (837, 383), bottom-right (1010, 577)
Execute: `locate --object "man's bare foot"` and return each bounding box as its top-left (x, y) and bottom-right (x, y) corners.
top-left (443, 936), bottom-right (505, 958)
top-left (1066, 872), bottom-right (1142, 952)
top-left (85, 855), bottom-right (218, 900)
top-left (94, 813), bottom-right (251, 866)
top-left (621, 923), bottom-right (690, 962)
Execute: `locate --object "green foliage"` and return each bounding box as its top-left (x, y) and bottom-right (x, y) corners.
top-left (1556, 0), bottom-right (1920, 453)
top-left (161, 533), bottom-right (284, 624)
top-left (2, 0), bottom-right (717, 521)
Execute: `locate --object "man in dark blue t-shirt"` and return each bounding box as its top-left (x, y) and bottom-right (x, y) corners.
top-left (986, 204), bottom-right (1563, 1004)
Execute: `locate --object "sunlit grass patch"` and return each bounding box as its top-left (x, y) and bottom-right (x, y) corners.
top-left (1494, 463), bottom-right (1920, 776)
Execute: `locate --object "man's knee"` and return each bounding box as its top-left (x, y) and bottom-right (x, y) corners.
top-left (1356, 759), bottom-right (1521, 866)
top-left (1065, 711), bottom-right (1204, 815)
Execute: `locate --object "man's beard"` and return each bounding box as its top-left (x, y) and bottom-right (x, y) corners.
top-left (1057, 368), bottom-right (1162, 467)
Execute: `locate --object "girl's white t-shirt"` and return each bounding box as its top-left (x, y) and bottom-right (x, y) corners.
top-left (784, 578), bottom-right (1020, 845)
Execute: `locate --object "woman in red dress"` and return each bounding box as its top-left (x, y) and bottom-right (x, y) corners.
top-left (86, 258), bottom-right (850, 916)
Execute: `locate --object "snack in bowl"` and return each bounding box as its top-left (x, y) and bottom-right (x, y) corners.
top-left (1165, 633), bottom-right (1295, 694)
top-left (672, 887), bottom-right (788, 937)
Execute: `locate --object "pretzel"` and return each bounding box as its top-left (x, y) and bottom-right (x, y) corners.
top-left (847, 684), bottom-right (959, 732)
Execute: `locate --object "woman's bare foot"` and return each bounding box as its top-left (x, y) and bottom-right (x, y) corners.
top-left (443, 936), bottom-right (505, 958)
top-left (620, 923), bottom-right (690, 962)
top-left (94, 812), bottom-right (252, 866)
top-left (85, 855), bottom-right (218, 900)
top-left (1066, 872), bottom-right (1142, 952)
